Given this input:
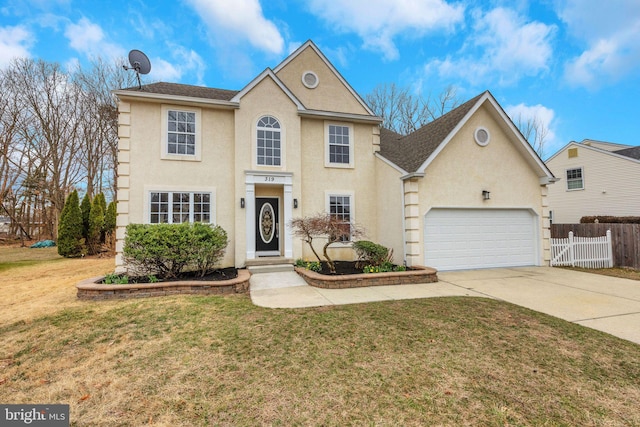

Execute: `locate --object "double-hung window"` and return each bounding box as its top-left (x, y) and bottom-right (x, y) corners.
top-left (326, 124), bottom-right (353, 167)
top-left (566, 168), bottom-right (584, 190)
top-left (329, 195), bottom-right (352, 242)
top-left (150, 191), bottom-right (212, 224)
top-left (162, 106), bottom-right (201, 161)
top-left (257, 116), bottom-right (281, 166)
top-left (168, 110), bottom-right (196, 155)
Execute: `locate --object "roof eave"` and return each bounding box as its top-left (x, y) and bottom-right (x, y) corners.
top-left (299, 109), bottom-right (382, 124)
top-left (112, 89), bottom-right (239, 109)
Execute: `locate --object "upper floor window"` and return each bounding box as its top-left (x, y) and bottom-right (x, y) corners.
top-left (257, 116), bottom-right (281, 166)
top-left (327, 124), bottom-right (351, 165)
top-left (168, 110), bottom-right (196, 155)
top-left (150, 191), bottom-right (212, 224)
top-left (566, 167), bottom-right (584, 190)
top-left (161, 105), bottom-right (201, 161)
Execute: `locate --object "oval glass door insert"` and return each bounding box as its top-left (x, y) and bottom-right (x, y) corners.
top-left (259, 202), bottom-right (275, 243)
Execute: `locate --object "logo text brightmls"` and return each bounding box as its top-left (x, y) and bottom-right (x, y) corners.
top-left (1, 405), bottom-right (69, 426)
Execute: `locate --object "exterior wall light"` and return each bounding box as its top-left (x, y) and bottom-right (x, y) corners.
top-left (482, 190), bottom-right (490, 200)
top-left (293, 198), bottom-right (298, 209)
top-left (240, 198), bottom-right (245, 208)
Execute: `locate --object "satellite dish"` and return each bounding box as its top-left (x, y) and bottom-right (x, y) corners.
top-left (123, 49), bottom-right (151, 89)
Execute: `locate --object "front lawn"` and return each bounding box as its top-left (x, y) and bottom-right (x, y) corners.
top-left (1, 248), bottom-right (639, 425)
top-left (1, 297), bottom-right (639, 425)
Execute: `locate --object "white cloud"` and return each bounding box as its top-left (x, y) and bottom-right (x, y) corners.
top-left (64, 17), bottom-right (125, 60)
top-left (0, 25), bottom-right (33, 67)
top-left (424, 7), bottom-right (555, 86)
top-left (167, 45), bottom-right (207, 85)
top-left (150, 58), bottom-right (182, 82)
top-left (557, 0), bottom-right (640, 87)
top-left (506, 103), bottom-right (557, 156)
top-left (185, 0), bottom-right (284, 55)
top-left (306, 0), bottom-right (464, 60)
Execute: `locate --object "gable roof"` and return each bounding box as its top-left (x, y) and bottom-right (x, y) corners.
top-left (378, 93), bottom-right (483, 173)
top-left (230, 68), bottom-right (305, 109)
top-left (546, 140), bottom-right (640, 164)
top-left (580, 139), bottom-right (633, 151)
top-left (274, 40), bottom-right (375, 116)
top-left (378, 91), bottom-right (555, 183)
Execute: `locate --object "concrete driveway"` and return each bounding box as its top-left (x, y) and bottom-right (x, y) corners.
top-left (250, 267), bottom-right (640, 345)
top-left (438, 267), bottom-right (640, 345)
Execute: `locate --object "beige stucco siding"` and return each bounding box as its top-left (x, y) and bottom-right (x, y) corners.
top-left (416, 105), bottom-right (547, 266)
top-left (232, 76), bottom-right (302, 266)
top-left (547, 146), bottom-right (640, 223)
top-left (374, 157), bottom-right (405, 263)
top-left (297, 118), bottom-right (379, 261)
top-left (275, 48), bottom-right (369, 115)
top-left (122, 101), bottom-right (237, 268)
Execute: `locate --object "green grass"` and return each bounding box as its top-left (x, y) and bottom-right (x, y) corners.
top-left (0, 246), bottom-right (62, 272)
top-left (1, 294), bottom-right (639, 426)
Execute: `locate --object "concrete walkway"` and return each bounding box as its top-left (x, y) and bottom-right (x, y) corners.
top-left (249, 267), bottom-right (640, 345)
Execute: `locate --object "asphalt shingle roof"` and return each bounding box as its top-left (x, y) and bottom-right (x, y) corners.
top-left (122, 82), bottom-right (239, 101)
top-left (613, 146), bottom-right (640, 160)
top-left (378, 92), bottom-right (485, 173)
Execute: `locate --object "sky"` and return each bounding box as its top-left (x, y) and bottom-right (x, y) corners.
top-left (1, 0), bottom-right (639, 158)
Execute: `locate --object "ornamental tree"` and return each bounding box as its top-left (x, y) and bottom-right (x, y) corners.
top-left (289, 213), bottom-right (365, 274)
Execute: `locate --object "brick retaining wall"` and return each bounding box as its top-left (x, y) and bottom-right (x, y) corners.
top-left (76, 269), bottom-right (250, 300)
top-left (295, 266), bottom-right (437, 289)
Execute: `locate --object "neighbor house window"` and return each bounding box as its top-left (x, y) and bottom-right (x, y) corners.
top-left (329, 195), bottom-right (352, 242)
top-left (167, 110), bottom-right (196, 155)
top-left (150, 192), bottom-right (212, 224)
top-left (257, 116), bottom-right (281, 166)
top-left (326, 124), bottom-right (353, 167)
top-left (566, 168), bottom-right (584, 190)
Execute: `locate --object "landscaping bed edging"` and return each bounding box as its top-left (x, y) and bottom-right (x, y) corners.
top-left (294, 265), bottom-right (437, 289)
top-left (76, 269), bottom-right (251, 300)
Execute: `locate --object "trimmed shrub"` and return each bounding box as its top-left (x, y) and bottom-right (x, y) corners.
top-left (57, 190), bottom-right (84, 257)
top-left (353, 240), bottom-right (392, 268)
top-left (580, 216), bottom-right (640, 224)
top-left (123, 223), bottom-right (228, 279)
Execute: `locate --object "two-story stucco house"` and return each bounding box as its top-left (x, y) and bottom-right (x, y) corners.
top-left (113, 40), bottom-right (556, 272)
top-left (546, 139), bottom-right (640, 224)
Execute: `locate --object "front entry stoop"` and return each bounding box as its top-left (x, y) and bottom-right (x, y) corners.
top-left (246, 257), bottom-right (295, 275)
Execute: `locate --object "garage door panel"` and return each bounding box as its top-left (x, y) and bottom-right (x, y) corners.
top-left (425, 209), bottom-right (536, 271)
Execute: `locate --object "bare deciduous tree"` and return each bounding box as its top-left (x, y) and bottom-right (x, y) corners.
top-left (366, 83), bottom-right (460, 135)
top-left (512, 113), bottom-right (549, 158)
top-left (0, 57), bottom-right (136, 241)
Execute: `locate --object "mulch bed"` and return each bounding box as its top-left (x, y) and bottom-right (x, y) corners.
top-left (100, 267), bottom-right (238, 284)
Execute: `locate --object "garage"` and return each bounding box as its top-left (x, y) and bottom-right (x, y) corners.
top-left (424, 208), bottom-right (538, 271)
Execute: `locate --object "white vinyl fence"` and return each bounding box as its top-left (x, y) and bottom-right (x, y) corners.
top-left (550, 230), bottom-right (613, 268)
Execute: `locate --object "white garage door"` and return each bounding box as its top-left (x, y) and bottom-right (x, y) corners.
top-left (424, 208), bottom-right (537, 271)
